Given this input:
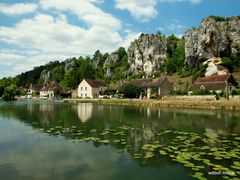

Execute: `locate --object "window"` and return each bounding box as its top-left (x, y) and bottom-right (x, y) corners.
top-left (81, 87), bottom-right (83, 91)
top-left (81, 93), bottom-right (83, 97)
top-left (85, 87), bottom-right (87, 91)
top-left (85, 93), bottom-right (87, 97)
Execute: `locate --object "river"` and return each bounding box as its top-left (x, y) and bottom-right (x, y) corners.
top-left (0, 101), bottom-right (239, 180)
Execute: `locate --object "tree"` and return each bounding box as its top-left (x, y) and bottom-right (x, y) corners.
top-left (2, 84), bottom-right (17, 101)
top-left (122, 84), bottom-right (143, 98)
top-left (221, 57), bottom-right (233, 72)
top-left (51, 66), bottom-right (65, 82)
top-left (0, 85), bottom-right (4, 97)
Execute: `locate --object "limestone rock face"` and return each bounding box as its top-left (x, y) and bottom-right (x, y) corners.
top-left (65, 60), bottom-right (76, 72)
top-left (103, 53), bottom-right (119, 76)
top-left (203, 57), bottom-right (229, 77)
top-left (128, 34), bottom-right (167, 75)
top-left (185, 16), bottom-right (240, 68)
top-left (40, 70), bottom-right (50, 84)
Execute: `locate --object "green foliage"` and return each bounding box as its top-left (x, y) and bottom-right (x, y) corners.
top-left (2, 84), bottom-right (18, 101)
top-left (104, 89), bottom-right (115, 95)
top-left (230, 47), bottom-right (240, 71)
top-left (231, 89), bottom-right (240, 95)
top-left (180, 67), bottom-right (191, 77)
top-left (121, 84), bottom-right (143, 98)
top-left (171, 88), bottom-right (188, 95)
top-left (192, 64), bottom-right (207, 81)
top-left (164, 36), bottom-right (185, 74)
top-left (221, 57), bottom-right (233, 72)
top-left (192, 88), bottom-right (211, 95)
top-left (51, 66), bottom-right (65, 82)
top-left (104, 47), bottom-right (129, 82)
top-left (208, 16), bottom-right (226, 21)
top-left (0, 85), bottom-right (4, 97)
top-left (218, 90), bottom-right (225, 97)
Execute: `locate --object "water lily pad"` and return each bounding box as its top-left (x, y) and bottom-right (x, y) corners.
top-left (192, 172), bottom-right (206, 180)
top-left (90, 129), bottom-right (97, 133)
top-left (159, 150), bottom-right (167, 155)
top-left (233, 161), bottom-right (240, 167)
top-left (113, 139), bottom-right (120, 143)
top-left (144, 152), bottom-right (154, 159)
top-left (231, 165), bottom-right (240, 170)
top-left (100, 140), bottom-right (110, 144)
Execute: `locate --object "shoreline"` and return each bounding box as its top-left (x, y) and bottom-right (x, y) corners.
top-left (63, 98), bottom-right (240, 111)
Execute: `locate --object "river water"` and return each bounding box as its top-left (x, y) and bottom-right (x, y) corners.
top-left (0, 101), bottom-right (239, 180)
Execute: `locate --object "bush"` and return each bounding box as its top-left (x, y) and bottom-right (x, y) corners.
top-left (122, 84), bottom-right (143, 98)
top-left (221, 57), bottom-right (233, 72)
top-left (209, 16), bottom-right (226, 21)
top-left (192, 88), bottom-right (211, 95)
top-left (171, 89), bottom-right (188, 95)
top-left (2, 85), bottom-right (17, 101)
top-left (0, 85), bottom-right (4, 97)
top-left (218, 90), bottom-right (225, 97)
top-left (231, 89), bottom-right (240, 96)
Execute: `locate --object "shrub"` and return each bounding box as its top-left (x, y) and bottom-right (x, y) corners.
top-left (122, 84), bottom-right (143, 98)
top-left (218, 90), bottom-right (225, 97)
top-left (221, 57), bottom-right (233, 72)
top-left (231, 89), bottom-right (240, 95)
top-left (2, 85), bottom-right (17, 101)
top-left (192, 88), bottom-right (211, 95)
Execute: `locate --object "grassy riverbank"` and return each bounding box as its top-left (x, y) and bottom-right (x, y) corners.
top-left (64, 98), bottom-right (240, 111)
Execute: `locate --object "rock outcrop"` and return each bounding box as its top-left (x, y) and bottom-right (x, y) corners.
top-left (40, 70), bottom-right (50, 84)
top-left (203, 57), bottom-right (229, 77)
top-left (65, 60), bottom-right (76, 72)
top-left (185, 16), bottom-right (240, 68)
top-left (103, 53), bottom-right (119, 76)
top-left (128, 33), bottom-right (167, 75)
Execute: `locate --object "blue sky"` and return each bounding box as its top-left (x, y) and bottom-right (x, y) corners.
top-left (0, 0), bottom-right (239, 78)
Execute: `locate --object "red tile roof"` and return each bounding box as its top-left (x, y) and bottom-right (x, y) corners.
top-left (195, 74), bottom-right (230, 83)
top-left (29, 84), bottom-right (43, 91)
top-left (85, 79), bottom-right (106, 88)
top-left (120, 77), bottom-right (168, 90)
top-left (189, 74), bottom-right (238, 91)
top-left (41, 81), bottom-right (59, 91)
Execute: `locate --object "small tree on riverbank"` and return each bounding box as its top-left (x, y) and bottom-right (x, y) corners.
top-left (2, 85), bottom-right (17, 101)
top-left (122, 84), bottom-right (143, 98)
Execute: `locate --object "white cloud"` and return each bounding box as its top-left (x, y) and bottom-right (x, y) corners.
top-left (89, 0), bottom-right (105, 4)
top-left (167, 20), bottom-right (186, 31)
top-left (115, 0), bottom-right (202, 22)
top-left (115, 0), bottom-right (158, 22)
top-left (0, 3), bottom-right (37, 15)
top-left (0, 1), bottom-right (141, 77)
top-left (120, 30), bottom-right (141, 48)
top-left (39, 0), bottom-right (121, 30)
top-left (157, 20), bottom-right (186, 36)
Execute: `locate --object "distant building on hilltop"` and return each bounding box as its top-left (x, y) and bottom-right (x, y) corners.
top-left (78, 79), bottom-right (107, 98)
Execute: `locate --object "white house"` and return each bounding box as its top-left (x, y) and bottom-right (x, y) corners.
top-left (40, 81), bottom-right (64, 99)
top-left (27, 84), bottom-right (43, 98)
top-left (78, 79), bottom-right (107, 98)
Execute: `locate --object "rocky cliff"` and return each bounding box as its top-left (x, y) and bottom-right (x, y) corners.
top-left (185, 16), bottom-right (240, 68)
top-left (103, 53), bottom-right (119, 76)
top-left (128, 33), bottom-right (167, 75)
